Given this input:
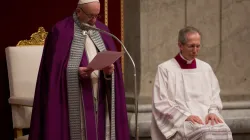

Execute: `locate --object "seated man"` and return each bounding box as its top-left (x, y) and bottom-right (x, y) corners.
top-left (151, 26), bottom-right (233, 140)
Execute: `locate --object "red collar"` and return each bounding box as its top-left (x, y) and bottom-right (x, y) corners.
top-left (174, 53), bottom-right (197, 69)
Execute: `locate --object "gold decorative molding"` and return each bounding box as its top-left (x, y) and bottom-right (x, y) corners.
top-left (14, 128), bottom-right (23, 138)
top-left (17, 27), bottom-right (48, 46)
top-left (120, 0), bottom-right (125, 74)
top-left (104, 0), bottom-right (108, 26)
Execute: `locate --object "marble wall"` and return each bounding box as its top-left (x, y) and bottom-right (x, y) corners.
top-left (124, 0), bottom-right (250, 102)
top-left (219, 0), bottom-right (250, 100)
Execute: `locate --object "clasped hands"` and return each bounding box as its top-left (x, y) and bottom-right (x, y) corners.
top-left (78, 64), bottom-right (114, 78)
top-left (185, 113), bottom-right (223, 125)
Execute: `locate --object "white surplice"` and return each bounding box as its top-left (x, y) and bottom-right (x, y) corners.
top-left (151, 57), bottom-right (233, 140)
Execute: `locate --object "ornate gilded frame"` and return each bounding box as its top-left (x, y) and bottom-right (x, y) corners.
top-left (120, 0), bottom-right (124, 73)
top-left (16, 27), bottom-right (48, 46)
top-left (104, 0), bottom-right (108, 26)
top-left (104, 0), bottom-right (124, 73)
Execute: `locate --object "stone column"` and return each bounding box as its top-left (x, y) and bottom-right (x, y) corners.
top-left (124, 0), bottom-right (186, 102)
top-left (124, 0), bottom-right (186, 139)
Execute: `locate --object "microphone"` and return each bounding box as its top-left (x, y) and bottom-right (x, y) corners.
top-left (82, 23), bottom-right (139, 140)
top-left (82, 23), bottom-right (103, 32)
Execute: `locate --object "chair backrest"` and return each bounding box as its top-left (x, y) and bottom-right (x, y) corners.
top-left (5, 46), bottom-right (44, 98)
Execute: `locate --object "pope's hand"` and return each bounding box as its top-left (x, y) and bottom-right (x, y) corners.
top-left (103, 64), bottom-right (114, 75)
top-left (79, 67), bottom-right (94, 79)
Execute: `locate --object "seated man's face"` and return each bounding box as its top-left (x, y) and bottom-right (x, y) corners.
top-left (179, 32), bottom-right (201, 60)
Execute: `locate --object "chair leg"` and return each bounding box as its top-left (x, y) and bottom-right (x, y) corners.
top-left (14, 128), bottom-right (23, 138)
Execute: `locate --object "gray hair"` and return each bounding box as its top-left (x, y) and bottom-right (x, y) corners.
top-left (178, 26), bottom-right (201, 45)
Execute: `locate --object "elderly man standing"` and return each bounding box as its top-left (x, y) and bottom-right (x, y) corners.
top-left (151, 26), bottom-right (233, 140)
top-left (28, 0), bottom-right (130, 140)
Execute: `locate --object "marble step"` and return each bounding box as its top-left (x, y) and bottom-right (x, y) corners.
top-left (126, 101), bottom-right (250, 112)
top-left (127, 101), bottom-right (250, 138)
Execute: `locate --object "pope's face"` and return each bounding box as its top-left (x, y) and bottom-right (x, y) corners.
top-left (76, 2), bottom-right (100, 26)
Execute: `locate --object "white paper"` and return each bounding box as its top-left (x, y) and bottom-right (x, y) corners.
top-left (87, 51), bottom-right (123, 70)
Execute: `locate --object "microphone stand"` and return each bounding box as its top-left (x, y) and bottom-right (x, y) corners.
top-left (84, 25), bottom-right (139, 140)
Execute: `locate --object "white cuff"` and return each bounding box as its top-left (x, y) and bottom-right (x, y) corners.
top-left (208, 107), bottom-right (219, 114)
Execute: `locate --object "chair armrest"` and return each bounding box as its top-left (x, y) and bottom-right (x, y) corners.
top-left (8, 96), bottom-right (34, 107)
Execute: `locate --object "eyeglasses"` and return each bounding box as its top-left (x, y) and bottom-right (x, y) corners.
top-left (79, 7), bottom-right (101, 19)
top-left (185, 44), bottom-right (201, 48)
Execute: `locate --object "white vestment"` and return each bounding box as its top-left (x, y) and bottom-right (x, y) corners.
top-left (85, 33), bottom-right (99, 99)
top-left (81, 32), bottom-right (110, 140)
top-left (151, 57), bottom-right (233, 140)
